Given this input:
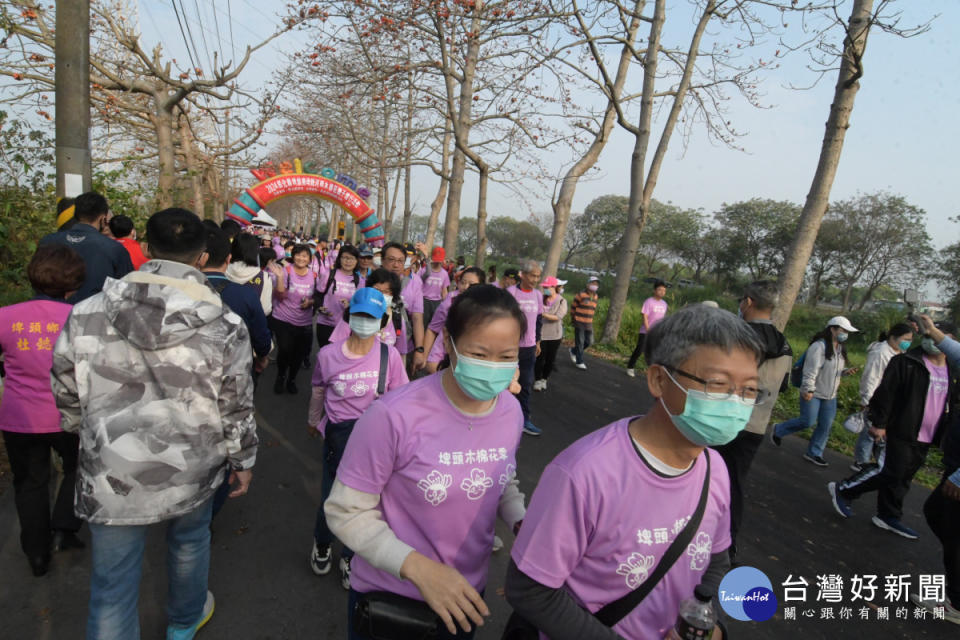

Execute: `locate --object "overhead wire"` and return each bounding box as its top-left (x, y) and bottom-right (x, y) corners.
top-left (170, 0), bottom-right (199, 72)
top-left (175, 0), bottom-right (205, 72)
top-left (191, 0), bottom-right (216, 73)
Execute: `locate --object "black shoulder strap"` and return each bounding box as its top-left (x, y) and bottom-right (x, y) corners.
top-left (594, 453), bottom-right (712, 627)
top-left (376, 342), bottom-right (389, 396)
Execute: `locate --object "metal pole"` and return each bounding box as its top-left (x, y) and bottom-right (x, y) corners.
top-left (55, 0), bottom-right (91, 199)
top-left (222, 111), bottom-right (230, 209)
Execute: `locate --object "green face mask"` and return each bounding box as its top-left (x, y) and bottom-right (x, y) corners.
top-left (659, 369), bottom-right (754, 447)
top-left (450, 340), bottom-right (518, 401)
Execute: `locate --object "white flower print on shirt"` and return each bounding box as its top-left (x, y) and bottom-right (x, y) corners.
top-left (460, 468), bottom-right (494, 500)
top-left (616, 553), bottom-right (656, 590)
top-left (417, 470), bottom-right (453, 506)
top-left (351, 379), bottom-right (370, 396)
top-left (686, 531), bottom-right (712, 571)
top-left (499, 463), bottom-right (516, 491)
top-left (332, 381), bottom-right (347, 397)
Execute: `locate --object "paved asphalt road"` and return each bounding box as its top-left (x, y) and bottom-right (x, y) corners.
top-left (1, 348), bottom-right (957, 639)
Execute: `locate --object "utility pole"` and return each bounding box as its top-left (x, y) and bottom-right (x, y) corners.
top-left (55, 0), bottom-right (91, 199)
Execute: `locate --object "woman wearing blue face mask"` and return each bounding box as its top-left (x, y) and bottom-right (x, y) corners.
top-left (504, 305), bottom-right (762, 640)
top-left (772, 316), bottom-right (860, 466)
top-left (325, 285), bottom-right (527, 640)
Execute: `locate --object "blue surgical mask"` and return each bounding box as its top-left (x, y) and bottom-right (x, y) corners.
top-left (898, 340), bottom-right (912, 352)
top-left (450, 340), bottom-right (518, 401)
top-left (659, 369), bottom-right (753, 447)
top-left (921, 338), bottom-right (941, 355)
top-left (836, 332), bottom-right (848, 343)
top-left (349, 314), bottom-right (381, 339)
top-left (285, 251), bottom-right (292, 258)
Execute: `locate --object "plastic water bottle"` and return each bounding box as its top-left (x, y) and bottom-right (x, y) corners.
top-left (674, 586), bottom-right (716, 639)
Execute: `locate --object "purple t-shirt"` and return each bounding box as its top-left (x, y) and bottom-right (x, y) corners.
top-left (508, 286), bottom-right (544, 348)
top-left (918, 356), bottom-right (949, 444)
top-left (338, 373), bottom-right (523, 598)
top-left (0, 299), bottom-right (73, 434)
top-left (317, 270), bottom-right (362, 327)
top-left (270, 267), bottom-right (317, 327)
top-left (398, 274), bottom-right (425, 355)
top-left (640, 297), bottom-right (668, 334)
top-left (511, 418), bottom-right (731, 640)
top-left (422, 267), bottom-right (450, 301)
top-left (426, 291), bottom-right (459, 363)
top-left (311, 338), bottom-right (408, 436)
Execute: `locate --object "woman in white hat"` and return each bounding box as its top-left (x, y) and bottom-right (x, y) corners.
top-left (772, 316), bottom-right (859, 466)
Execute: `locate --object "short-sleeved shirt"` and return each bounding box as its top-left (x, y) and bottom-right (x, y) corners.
top-left (422, 267), bottom-right (450, 301)
top-left (511, 418), bottom-right (731, 640)
top-left (398, 275), bottom-right (424, 355)
top-left (427, 292), bottom-right (459, 364)
top-left (0, 298), bottom-right (73, 433)
top-left (311, 338), bottom-right (408, 436)
top-left (640, 297), bottom-right (668, 334)
top-left (919, 356), bottom-right (949, 444)
top-left (338, 373), bottom-right (523, 599)
top-left (316, 270), bottom-right (362, 327)
top-left (508, 286), bottom-right (544, 348)
top-left (270, 267), bottom-right (317, 327)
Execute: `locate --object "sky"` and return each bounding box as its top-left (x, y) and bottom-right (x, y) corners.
top-left (136, 1), bottom-right (959, 272)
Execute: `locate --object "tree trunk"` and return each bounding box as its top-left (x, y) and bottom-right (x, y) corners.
top-left (401, 65), bottom-right (416, 243)
top-left (543, 2), bottom-right (643, 279)
top-left (475, 163), bottom-right (489, 268)
top-left (154, 106), bottom-right (177, 208)
top-left (842, 282), bottom-right (855, 312)
top-left (388, 167), bottom-right (402, 241)
top-left (772, 0), bottom-right (875, 329)
top-left (425, 128), bottom-right (452, 248)
top-left (178, 115), bottom-right (205, 217)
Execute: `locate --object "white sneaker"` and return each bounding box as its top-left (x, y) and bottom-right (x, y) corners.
top-left (575, 363), bottom-right (587, 370)
top-left (492, 535), bottom-right (504, 552)
top-left (626, 368), bottom-right (636, 377)
top-left (533, 379), bottom-right (544, 392)
top-left (540, 380), bottom-right (547, 391)
top-left (569, 348), bottom-right (577, 364)
top-left (339, 556), bottom-right (351, 590)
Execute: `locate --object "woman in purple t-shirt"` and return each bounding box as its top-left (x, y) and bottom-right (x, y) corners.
top-left (326, 285), bottom-right (528, 640)
top-left (315, 245), bottom-right (362, 349)
top-left (0, 245), bottom-right (87, 576)
top-left (270, 244), bottom-right (318, 394)
top-left (627, 280), bottom-right (668, 377)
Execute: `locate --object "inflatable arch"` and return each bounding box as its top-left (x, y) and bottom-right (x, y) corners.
top-left (225, 158), bottom-right (384, 245)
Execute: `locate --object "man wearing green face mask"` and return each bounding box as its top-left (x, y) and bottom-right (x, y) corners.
top-left (505, 305), bottom-right (764, 640)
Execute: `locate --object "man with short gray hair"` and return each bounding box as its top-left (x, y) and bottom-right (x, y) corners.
top-left (714, 280), bottom-right (792, 560)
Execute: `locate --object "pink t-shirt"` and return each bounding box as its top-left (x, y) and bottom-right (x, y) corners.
top-left (422, 267), bottom-right (450, 301)
top-left (316, 269), bottom-right (362, 327)
top-left (426, 291), bottom-right (459, 363)
top-left (270, 267), bottom-right (317, 327)
top-left (640, 297), bottom-right (668, 334)
top-left (508, 286), bottom-right (544, 348)
top-left (329, 317), bottom-right (397, 347)
top-left (311, 338), bottom-right (408, 436)
top-left (0, 299), bottom-right (73, 434)
top-left (511, 418), bottom-right (731, 640)
top-left (918, 356), bottom-right (949, 444)
top-left (338, 373), bottom-right (523, 598)
top-left (398, 275), bottom-right (425, 355)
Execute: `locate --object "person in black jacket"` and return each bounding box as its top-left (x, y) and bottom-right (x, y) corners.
top-left (829, 320), bottom-right (959, 540)
top-left (38, 191), bottom-right (134, 303)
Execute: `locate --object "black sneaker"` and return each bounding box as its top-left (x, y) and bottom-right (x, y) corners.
top-left (310, 542), bottom-right (332, 575)
top-left (286, 379), bottom-right (299, 394)
top-left (339, 557), bottom-right (351, 590)
top-left (803, 453), bottom-right (828, 467)
top-left (52, 531), bottom-right (86, 552)
top-left (769, 430), bottom-right (782, 447)
top-left (273, 376), bottom-right (285, 394)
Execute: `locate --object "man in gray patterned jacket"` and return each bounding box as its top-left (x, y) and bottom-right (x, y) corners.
top-left (51, 208), bottom-right (257, 640)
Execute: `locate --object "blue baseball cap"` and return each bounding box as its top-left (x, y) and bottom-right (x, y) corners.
top-left (349, 288), bottom-right (387, 319)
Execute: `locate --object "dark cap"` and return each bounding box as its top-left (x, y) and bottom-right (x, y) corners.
top-left (403, 242), bottom-right (416, 256)
top-left (503, 268), bottom-right (519, 280)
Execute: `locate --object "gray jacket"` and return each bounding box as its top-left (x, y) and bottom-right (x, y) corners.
top-left (51, 260), bottom-right (258, 525)
top-left (801, 339), bottom-right (845, 400)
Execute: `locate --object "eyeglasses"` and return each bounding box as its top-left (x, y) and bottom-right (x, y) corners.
top-left (382, 255), bottom-right (405, 265)
top-left (664, 365), bottom-right (770, 406)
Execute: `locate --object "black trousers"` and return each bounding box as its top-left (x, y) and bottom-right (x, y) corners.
top-left (627, 333), bottom-right (647, 368)
top-left (534, 339), bottom-right (562, 381)
top-left (271, 317), bottom-right (314, 381)
top-left (714, 431), bottom-right (764, 559)
top-left (924, 478), bottom-right (960, 607)
top-left (839, 437), bottom-right (929, 520)
top-left (315, 322), bottom-right (335, 351)
top-left (517, 346), bottom-right (536, 422)
top-left (2, 430), bottom-right (83, 558)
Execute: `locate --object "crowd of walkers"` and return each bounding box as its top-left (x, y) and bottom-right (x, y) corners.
top-left (1, 191), bottom-right (959, 640)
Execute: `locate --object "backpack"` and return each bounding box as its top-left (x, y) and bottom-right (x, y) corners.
top-left (790, 343), bottom-right (816, 388)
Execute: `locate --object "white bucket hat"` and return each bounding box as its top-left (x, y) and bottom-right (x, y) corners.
top-left (827, 316), bottom-right (858, 332)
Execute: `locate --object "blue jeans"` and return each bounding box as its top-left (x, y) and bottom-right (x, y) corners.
top-left (517, 346), bottom-right (536, 422)
top-left (853, 422), bottom-right (885, 465)
top-left (87, 498), bottom-right (213, 640)
top-left (774, 396), bottom-right (837, 458)
top-left (314, 419), bottom-right (356, 560)
top-left (572, 324), bottom-right (592, 365)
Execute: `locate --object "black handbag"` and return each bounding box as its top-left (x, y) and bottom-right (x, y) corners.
top-left (502, 454), bottom-right (712, 639)
top-left (352, 590), bottom-right (440, 640)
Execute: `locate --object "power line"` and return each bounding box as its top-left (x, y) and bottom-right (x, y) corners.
top-left (170, 0), bottom-right (199, 72)
top-left (191, 0), bottom-right (216, 73)
top-left (209, 0), bottom-right (227, 63)
top-left (226, 0), bottom-right (236, 61)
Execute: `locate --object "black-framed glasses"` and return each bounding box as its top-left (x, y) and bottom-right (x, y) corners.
top-left (664, 365), bottom-right (770, 406)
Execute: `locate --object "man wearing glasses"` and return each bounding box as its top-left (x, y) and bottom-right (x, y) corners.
top-left (714, 282), bottom-right (792, 562)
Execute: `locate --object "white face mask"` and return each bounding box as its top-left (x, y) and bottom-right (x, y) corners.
top-left (382, 294), bottom-right (393, 309)
top-left (404, 257), bottom-right (412, 269)
top-left (349, 314), bottom-right (381, 338)
top-left (373, 256), bottom-right (382, 267)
